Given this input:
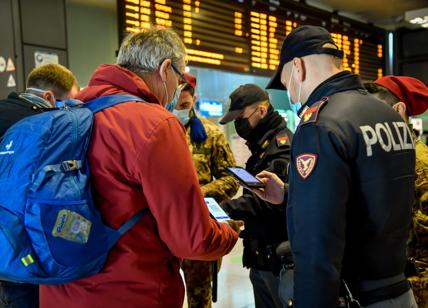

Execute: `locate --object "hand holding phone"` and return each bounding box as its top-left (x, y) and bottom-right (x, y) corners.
top-left (226, 166), bottom-right (265, 188)
top-left (204, 197), bottom-right (231, 222)
top-left (204, 198), bottom-right (244, 234)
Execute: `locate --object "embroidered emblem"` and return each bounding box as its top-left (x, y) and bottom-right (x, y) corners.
top-left (276, 135), bottom-right (289, 147)
top-left (296, 153), bottom-right (317, 179)
top-left (300, 97), bottom-right (329, 126)
top-left (261, 140), bottom-right (270, 149)
top-left (303, 112), bottom-right (312, 122)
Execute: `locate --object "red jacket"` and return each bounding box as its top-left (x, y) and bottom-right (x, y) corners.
top-left (40, 64), bottom-right (238, 308)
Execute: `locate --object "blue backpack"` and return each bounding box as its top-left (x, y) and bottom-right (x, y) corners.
top-left (0, 95), bottom-right (148, 284)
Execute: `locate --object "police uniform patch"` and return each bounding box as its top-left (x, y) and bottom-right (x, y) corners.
top-left (261, 139), bottom-right (270, 150)
top-left (300, 97), bottom-right (329, 126)
top-left (276, 135), bottom-right (289, 147)
top-left (296, 153), bottom-right (317, 179)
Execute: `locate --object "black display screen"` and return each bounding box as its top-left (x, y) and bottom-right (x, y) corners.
top-left (118, 0), bottom-right (385, 81)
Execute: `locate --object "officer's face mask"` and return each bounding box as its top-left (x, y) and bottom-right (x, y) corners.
top-left (234, 107), bottom-right (259, 140)
top-left (287, 64), bottom-right (303, 116)
top-left (173, 108), bottom-right (191, 125)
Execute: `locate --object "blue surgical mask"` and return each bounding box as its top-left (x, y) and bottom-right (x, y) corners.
top-left (289, 99), bottom-right (302, 115)
top-left (287, 64), bottom-right (303, 116)
top-left (173, 108), bottom-right (191, 125)
top-left (165, 83), bottom-right (184, 112)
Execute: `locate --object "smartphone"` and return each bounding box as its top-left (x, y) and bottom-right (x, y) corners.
top-left (204, 198), bottom-right (230, 222)
top-left (226, 166), bottom-right (265, 188)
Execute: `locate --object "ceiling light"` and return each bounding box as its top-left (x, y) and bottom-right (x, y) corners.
top-left (405, 7), bottom-right (428, 27)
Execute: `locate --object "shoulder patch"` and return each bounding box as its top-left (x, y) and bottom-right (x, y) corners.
top-left (261, 139), bottom-right (270, 150)
top-left (300, 97), bottom-right (329, 126)
top-left (296, 153), bottom-right (318, 179)
top-left (276, 134), bottom-right (290, 147)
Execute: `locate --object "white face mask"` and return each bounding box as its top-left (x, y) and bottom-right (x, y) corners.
top-left (173, 108), bottom-right (191, 125)
top-left (287, 64), bottom-right (303, 116)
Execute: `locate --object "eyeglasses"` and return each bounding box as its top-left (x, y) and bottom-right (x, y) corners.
top-left (171, 62), bottom-right (191, 85)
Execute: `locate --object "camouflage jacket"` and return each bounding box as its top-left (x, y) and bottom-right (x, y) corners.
top-left (185, 117), bottom-right (239, 203)
top-left (409, 136), bottom-right (428, 271)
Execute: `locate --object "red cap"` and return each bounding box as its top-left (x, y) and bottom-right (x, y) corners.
top-left (183, 73), bottom-right (197, 89)
top-left (374, 75), bottom-right (428, 116)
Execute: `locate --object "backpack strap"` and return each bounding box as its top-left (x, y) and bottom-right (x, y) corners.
top-left (107, 208), bottom-right (150, 249)
top-left (85, 94), bottom-right (145, 113)
top-left (85, 95), bottom-right (150, 245)
top-left (117, 208), bottom-right (150, 235)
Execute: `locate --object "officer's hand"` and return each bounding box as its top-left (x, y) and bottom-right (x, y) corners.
top-left (250, 171), bottom-right (285, 205)
top-left (224, 220), bottom-right (244, 235)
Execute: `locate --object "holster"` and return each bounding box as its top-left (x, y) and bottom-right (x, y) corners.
top-left (243, 239), bottom-right (283, 275)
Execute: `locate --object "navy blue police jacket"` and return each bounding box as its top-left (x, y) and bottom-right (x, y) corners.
top-left (287, 71), bottom-right (415, 307)
top-left (222, 110), bottom-right (293, 273)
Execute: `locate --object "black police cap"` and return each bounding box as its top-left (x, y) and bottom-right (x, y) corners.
top-left (219, 84), bottom-right (269, 124)
top-left (266, 25), bottom-right (344, 90)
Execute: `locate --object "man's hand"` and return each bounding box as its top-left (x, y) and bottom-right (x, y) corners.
top-left (250, 171), bottom-right (285, 205)
top-left (224, 220), bottom-right (245, 235)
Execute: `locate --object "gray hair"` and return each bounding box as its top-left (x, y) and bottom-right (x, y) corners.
top-left (117, 27), bottom-right (186, 75)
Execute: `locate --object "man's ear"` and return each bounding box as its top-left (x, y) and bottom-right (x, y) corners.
top-left (42, 90), bottom-right (55, 107)
top-left (259, 103), bottom-right (269, 118)
top-left (392, 102), bottom-right (407, 120)
top-left (295, 58), bottom-right (306, 83)
top-left (158, 59), bottom-right (172, 83)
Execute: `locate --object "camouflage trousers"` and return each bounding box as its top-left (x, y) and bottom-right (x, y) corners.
top-left (409, 268), bottom-right (428, 308)
top-left (181, 259), bottom-right (221, 308)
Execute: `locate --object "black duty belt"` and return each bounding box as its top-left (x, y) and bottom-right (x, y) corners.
top-left (359, 273), bottom-right (410, 306)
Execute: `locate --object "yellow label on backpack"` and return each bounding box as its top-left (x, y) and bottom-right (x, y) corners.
top-left (52, 209), bottom-right (92, 244)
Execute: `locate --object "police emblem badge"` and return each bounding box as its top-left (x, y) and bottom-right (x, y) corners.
top-left (276, 135), bottom-right (289, 147)
top-left (300, 97), bottom-right (329, 126)
top-left (296, 153), bottom-right (317, 179)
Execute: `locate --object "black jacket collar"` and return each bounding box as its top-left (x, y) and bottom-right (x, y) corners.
top-left (298, 71), bottom-right (365, 117)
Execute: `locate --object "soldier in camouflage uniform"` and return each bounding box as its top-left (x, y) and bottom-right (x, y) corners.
top-left (172, 74), bottom-right (239, 308)
top-left (366, 76), bottom-right (428, 307)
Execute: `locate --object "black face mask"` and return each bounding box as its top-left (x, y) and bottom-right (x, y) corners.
top-left (234, 117), bottom-right (253, 140)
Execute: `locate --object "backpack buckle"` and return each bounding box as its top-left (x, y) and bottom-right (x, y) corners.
top-left (61, 160), bottom-right (79, 172)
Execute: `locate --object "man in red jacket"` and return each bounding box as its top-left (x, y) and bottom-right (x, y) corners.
top-left (40, 27), bottom-right (240, 308)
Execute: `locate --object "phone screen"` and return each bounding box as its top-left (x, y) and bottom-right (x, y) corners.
top-left (204, 198), bottom-right (230, 222)
top-left (227, 167), bottom-right (265, 187)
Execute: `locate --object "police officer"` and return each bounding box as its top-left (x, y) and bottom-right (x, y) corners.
top-left (365, 76), bottom-right (428, 307)
top-left (174, 74), bottom-right (240, 308)
top-left (219, 84), bottom-right (293, 308)
top-left (254, 26), bottom-right (417, 307)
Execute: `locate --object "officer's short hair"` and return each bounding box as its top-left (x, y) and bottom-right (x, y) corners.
top-left (117, 26), bottom-right (186, 76)
top-left (364, 82), bottom-right (400, 107)
top-left (27, 64), bottom-right (78, 98)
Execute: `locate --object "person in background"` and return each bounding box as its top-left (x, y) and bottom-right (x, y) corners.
top-left (0, 63), bottom-right (79, 308)
top-left (173, 73), bottom-right (239, 308)
top-left (0, 63), bottom-right (79, 136)
top-left (219, 84), bottom-right (293, 308)
top-left (256, 25), bottom-right (416, 307)
top-left (39, 27), bottom-right (241, 308)
top-left (365, 76), bottom-right (428, 308)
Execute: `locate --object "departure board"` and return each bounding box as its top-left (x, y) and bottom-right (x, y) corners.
top-left (118, 0), bottom-right (385, 81)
